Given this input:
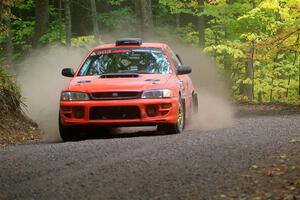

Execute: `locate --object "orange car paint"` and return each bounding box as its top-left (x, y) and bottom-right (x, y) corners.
top-left (60, 42), bottom-right (194, 127)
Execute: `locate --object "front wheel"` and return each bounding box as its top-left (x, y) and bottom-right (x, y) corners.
top-left (59, 115), bottom-right (82, 141)
top-left (158, 99), bottom-right (185, 134)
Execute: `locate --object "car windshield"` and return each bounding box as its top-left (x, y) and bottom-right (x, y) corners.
top-left (78, 48), bottom-right (171, 76)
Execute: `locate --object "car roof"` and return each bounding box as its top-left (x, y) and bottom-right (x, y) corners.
top-left (92, 43), bottom-right (168, 51)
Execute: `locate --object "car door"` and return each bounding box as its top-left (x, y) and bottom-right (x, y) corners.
top-left (167, 47), bottom-right (193, 117)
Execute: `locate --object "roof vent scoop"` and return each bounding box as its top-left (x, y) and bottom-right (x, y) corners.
top-left (116, 38), bottom-right (142, 46)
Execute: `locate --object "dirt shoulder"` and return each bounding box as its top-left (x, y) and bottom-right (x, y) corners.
top-left (0, 113), bottom-right (41, 148)
top-left (218, 150), bottom-right (300, 199)
top-left (0, 77), bottom-right (41, 147)
top-left (236, 103), bottom-right (300, 117)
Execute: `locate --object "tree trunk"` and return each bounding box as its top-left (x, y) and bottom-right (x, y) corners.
top-left (4, 18), bottom-right (13, 65)
top-left (197, 0), bottom-right (205, 48)
top-left (141, 0), bottom-right (153, 29)
top-left (251, 0), bottom-right (256, 8)
top-left (243, 0), bottom-right (256, 101)
top-left (58, 0), bottom-right (63, 43)
top-left (175, 13), bottom-right (180, 28)
top-left (90, 0), bottom-right (100, 41)
top-left (258, 91), bottom-right (263, 103)
top-left (299, 61), bottom-right (300, 106)
top-left (223, 0), bottom-right (233, 90)
top-left (286, 75), bottom-right (291, 98)
top-left (0, 2), bottom-right (3, 25)
top-left (1, 3), bottom-right (13, 65)
top-left (33, 0), bottom-right (49, 48)
top-left (244, 40), bottom-right (255, 101)
top-left (286, 51), bottom-right (297, 98)
top-left (270, 77), bottom-right (274, 102)
top-left (134, 0), bottom-right (153, 38)
top-left (132, 0), bottom-right (142, 37)
top-left (224, 53), bottom-right (231, 89)
top-left (64, 0), bottom-right (71, 47)
top-left (298, 65), bottom-right (300, 106)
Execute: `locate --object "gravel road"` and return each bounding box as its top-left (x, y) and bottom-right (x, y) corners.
top-left (1, 114), bottom-right (300, 200)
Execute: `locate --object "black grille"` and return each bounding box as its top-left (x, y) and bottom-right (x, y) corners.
top-left (90, 106), bottom-right (141, 120)
top-left (90, 92), bottom-right (140, 100)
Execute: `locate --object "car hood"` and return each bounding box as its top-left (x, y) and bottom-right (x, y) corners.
top-left (66, 74), bottom-right (172, 92)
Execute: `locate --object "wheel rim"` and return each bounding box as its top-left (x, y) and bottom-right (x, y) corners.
top-left (177, 102), bottom-right (184, 129)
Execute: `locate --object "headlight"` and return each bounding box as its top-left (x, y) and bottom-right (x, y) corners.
top-left (61, 91), bottom-right (90, 101)
top-left (141, 89), bottom-right (173, 99)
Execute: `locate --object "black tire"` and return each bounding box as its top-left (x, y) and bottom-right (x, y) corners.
top-left (192, 92), bottom-right (198, 115)
top-left (186, 92), bottom-right (198, 127)
top-left (58, 115), bottom-right (82, 141)
top-left (158, 98), bottom-right (185, 134)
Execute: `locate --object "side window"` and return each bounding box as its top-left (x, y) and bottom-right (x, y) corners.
top-left (167, 47), bottom-right (180, 69)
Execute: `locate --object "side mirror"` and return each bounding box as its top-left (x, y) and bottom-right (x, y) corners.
top-left (62, 68), bottom-right (74, 77)
top-left (177, 65), bottom-right (192, 75)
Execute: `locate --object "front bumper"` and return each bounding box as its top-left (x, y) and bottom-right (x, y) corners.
top-left (60, 98), bottom-right (179, 126)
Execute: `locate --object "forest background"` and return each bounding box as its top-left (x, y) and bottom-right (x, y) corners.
top-left (1, 0), bottom-right (300, 105)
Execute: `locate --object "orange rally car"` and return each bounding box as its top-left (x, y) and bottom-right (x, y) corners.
top-left (59, 38), bottom-right (198, 141)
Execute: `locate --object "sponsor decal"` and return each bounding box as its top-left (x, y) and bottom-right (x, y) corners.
top-left (93, 48), bottom-right (163, 55)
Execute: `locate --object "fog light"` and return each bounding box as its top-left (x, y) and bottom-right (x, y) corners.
top-left (73, 107), bottom-right (84, 118)
top-left (146, 105), bottom-right (157, 117)
top-left (64, 113), bottom-right (71, 118)
top-left (161, 103), bottom-right (172, 109)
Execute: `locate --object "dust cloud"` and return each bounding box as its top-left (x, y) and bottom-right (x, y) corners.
top-left (16, 36), bottom-right (234, 142)
top-left (142, 34), bottom-right (235, 131)
top-left (172, 44), bottom-right (235, 131)
top-left (16, 45), bottom-right (86, 141)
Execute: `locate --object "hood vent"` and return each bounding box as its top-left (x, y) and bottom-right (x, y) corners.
top-left (100, 73), bottom-right (139, 78)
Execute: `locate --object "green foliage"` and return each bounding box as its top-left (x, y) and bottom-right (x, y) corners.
top-left (0, 66), bottom-right (21, 100)
top-left (12, 20), bottom-right (35, 54)
top-left (97, 7), bottom-right (136, 31)
top-left (14, 0), bottom-right (34, 10)
top-left (204, 43), bottom-right (245, 59)
top-left (0, 0), bottom-right (299, 105)
top-left (175, 23), bottom-right (199, 45)
top-left (0, 0), bottom-right (14, 35)
top-left (70, 35), bottom-right (101, 48)
top-left (159, 0), bottom-right (199, 14)
top-left (106, 0), bottom-right (126, 5)
top-left (40, 20), bottom-right (65, 44)
top-left (198, 0), bottom-right (300, 103)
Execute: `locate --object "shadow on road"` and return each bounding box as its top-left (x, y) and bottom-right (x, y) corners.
top-left (77, 126), bottom-right (170, 141)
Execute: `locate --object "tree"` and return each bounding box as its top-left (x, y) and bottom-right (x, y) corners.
top-left (0, 0), bottom-right (13, 33)
top-left (33, 0), bottom-right (49, 48)
top-left (244, 39), bottom-right (255, 101)
top-left (1, 0), bottom-right (300, 104)
top-left (133, 0), bottom-right (153, 37)
top-left (197, 0), bottom-right (205, 48)
top-left (0, 0), bottom-right (14, 65)
top-left (0, 2), bottom-right (4, 28)
top-left (90, 0), bottom-right (100, 41)
top-left (64, 0), bottom-right (71, 47)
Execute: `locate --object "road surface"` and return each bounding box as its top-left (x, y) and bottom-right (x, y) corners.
top-left (1, 114), bottom-right (300, 199)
